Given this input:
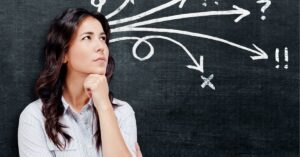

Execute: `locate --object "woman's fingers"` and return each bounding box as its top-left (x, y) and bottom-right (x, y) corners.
top-left (86, 88), bottom-right (92, 98)
top-left (135, 142), bottom-right (143, 157)
top-left (83, 74), bottom-right (110, 109)
top-left (83, 79), bottom-right (93, 98)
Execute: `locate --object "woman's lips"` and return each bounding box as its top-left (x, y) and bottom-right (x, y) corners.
top-left (93, 57), bottom-right (106, 63)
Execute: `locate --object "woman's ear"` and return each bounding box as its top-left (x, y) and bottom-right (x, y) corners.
top-left (63, 55), bottom-right (68, 63)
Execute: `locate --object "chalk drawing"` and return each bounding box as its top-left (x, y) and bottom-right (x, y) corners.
top-left (110, 35), bottom-right (204, 73)
top-left (201, 74), bottom-right (215, 90)
top-left (202, 0), bottom-right (220, 7)
top-left (91, 0), bottom-right (106, 12)
top-left (256, 0), bottom-right (271, 20)
top-left (89, 0), bottom-right (276, 89)
top-left (274, 47), bottom-right (289, 69)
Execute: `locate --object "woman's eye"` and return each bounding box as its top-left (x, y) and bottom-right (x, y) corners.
top-left (82, 36), bottom-right (91, 40)
top-left (100, 36), bottom-right (106, 41)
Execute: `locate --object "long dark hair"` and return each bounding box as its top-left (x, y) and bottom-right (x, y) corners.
top-left (35, 8), bottom-right (116, 150)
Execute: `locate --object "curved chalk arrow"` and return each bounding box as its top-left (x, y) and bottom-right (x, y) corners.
top-left (116, 5), bottom-right (250, 29)
top-left (110, 35), bottom-right (204, 73)
top-left (111, 27), bottom-right (268, 60)
top-left (109, 0), bottom-right (187, 26)
top-left (106, 0), bottom-right (135, 19)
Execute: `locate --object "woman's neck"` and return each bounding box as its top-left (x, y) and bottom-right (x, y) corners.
top-left (63, 71), bottom-right (90, 113)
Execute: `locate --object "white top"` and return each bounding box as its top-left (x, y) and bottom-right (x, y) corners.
top-left (18, 97), bottom-right (137, 157)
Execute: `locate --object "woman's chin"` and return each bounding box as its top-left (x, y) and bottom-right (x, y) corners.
top-left (93, 69), bottom-right (106, 75)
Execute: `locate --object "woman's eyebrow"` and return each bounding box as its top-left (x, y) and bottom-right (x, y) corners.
top-left (80, 32), bottom-right (106, 36)
top-left (80, 32), bottom-right (94, 36)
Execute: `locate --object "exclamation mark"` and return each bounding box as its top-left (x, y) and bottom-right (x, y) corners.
top-left (202, 0), bottom-right (207, 7)
top-left (275, 48), bottom-right (279, 69)
top-left (200, 55), bottom-right (204, 73)
top-left (284, 47), bottom-right (288, 69)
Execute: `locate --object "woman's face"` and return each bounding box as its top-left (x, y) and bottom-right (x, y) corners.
top-left (64, 16), bottom-right (109, 76)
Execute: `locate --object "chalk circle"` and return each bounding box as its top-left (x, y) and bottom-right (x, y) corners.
top-left (132, 37), bottom-right (155, 61)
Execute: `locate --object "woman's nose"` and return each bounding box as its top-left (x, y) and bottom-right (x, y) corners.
top-left (94, 39), bottom-right (104, 53)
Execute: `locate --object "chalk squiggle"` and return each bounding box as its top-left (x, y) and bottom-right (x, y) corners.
top-left (91, 0), bottom-right (106, 12)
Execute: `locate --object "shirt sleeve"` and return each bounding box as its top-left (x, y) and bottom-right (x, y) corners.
top-left (18, 106), bottom-right (53, 157)
top-left (119, 107), bottom-right (138, 157)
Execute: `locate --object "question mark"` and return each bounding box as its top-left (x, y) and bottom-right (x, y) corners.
top-left (256, 0), bottom-right (271, 20)
top-left (91, 0), bottom-right (106, 12)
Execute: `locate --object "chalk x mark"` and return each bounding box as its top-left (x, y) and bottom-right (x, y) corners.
top-left (201, 74), bottom-right (215, 90)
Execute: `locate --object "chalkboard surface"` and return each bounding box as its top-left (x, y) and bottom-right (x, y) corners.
top-left (0, 0), bottom-right (298, 157)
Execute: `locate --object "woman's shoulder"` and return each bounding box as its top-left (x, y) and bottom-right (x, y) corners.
top-left (112, 97), bottom-right (135, 117)
top-left (19, 99), bottom-right (44, 122)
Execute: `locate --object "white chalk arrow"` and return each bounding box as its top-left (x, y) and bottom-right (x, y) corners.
top-left (106, 0), bottom-right (135, 19)
top-left (111, 27), bottom-right (268, 60)
top-left (109, 0), bottom-right (187, 26)
top-left (110, 35), bottom-right (204, 73)
top-left (115, 5), bottom-right (250, 29)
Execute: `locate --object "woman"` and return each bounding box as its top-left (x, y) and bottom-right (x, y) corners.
top-left (18, 8), bottom-right (142, 157)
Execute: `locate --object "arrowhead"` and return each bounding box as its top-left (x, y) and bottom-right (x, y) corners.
top-left (232, 5), bottom-right (250, 23)
top-left (250, 44), bottom-right (268, 60)
top-left (130, 0), bottom-right (134, 4)
top-left (186, 55), bottom-right (204, 73)
top-left (186, 65), bottom-right (203, 73)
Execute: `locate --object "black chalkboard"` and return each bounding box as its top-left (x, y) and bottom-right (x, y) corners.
top-left (0, 0), bottom-right (299, 157)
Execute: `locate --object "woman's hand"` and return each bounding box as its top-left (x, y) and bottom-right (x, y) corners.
top-left (83, 74), bottom-right (110, 109)
top-left (136, 143), bottom-right (143, 157)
